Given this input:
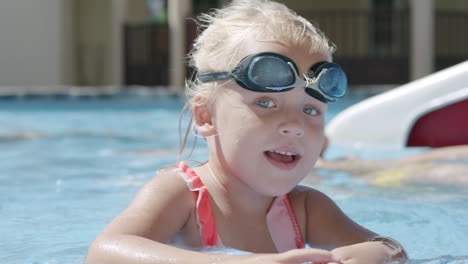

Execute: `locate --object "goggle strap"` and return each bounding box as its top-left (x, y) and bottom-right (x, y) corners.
top-left (197, 71), bottom-right (231, 82)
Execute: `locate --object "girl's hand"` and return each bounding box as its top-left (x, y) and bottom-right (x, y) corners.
top-left (329, 242), bottom-right (396, 264)
top-left (274, 248), bottom-right (341, 264)
top-left (224, 248), bottom-right (341, 264)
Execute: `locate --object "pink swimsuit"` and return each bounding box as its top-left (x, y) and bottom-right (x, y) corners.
top-left (176, 163), bottom-right (305, 252)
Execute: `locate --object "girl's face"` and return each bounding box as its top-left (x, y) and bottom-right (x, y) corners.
top-left (206, 40), bottom-right (329, 197)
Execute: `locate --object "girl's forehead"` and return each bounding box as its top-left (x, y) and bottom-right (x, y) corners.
top-left (239, 38), bottom-right (330, 64)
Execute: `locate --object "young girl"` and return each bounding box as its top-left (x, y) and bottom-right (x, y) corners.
top-left (86, 0), bottom-right (408, 263)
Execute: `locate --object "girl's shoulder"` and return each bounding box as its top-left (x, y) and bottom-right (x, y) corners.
top-left (98, 166), bottom-right (196, 243)
top-left (126, 166), bottom-right (196, 220)
top-left (288, 185), bottom-right (342, 228)
top-left (144, 166), bottom-right (195, 201)
top-left (289, 185), bottom-right (332, 206)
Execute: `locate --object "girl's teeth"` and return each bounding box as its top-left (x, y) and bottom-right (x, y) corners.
top-left (272, 150), bottom-right (295, 156)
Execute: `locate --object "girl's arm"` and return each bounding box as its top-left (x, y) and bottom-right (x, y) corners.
top-left (87, 236), bottom-right (340, 264)
top-left (85, 171), bottom-right (340, 264)
top-left (301, 187), bottom-right (407, 263)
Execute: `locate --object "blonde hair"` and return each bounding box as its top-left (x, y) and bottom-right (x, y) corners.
top-left (187, 0), bottom-right (335, 104)
top-left (178, 0), bottom-right (335, 162)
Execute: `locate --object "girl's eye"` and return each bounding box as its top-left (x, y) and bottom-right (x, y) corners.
top-left (303, 107), bottom-right (319, 116)
top-left (256, 99), bottom-right (276, 108)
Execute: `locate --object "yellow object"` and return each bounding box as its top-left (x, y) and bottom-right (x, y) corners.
top-left (369, 164), bottom-right (430, 188)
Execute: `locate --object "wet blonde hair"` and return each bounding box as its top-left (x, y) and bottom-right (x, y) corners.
top-left (178, 0), bottom-right (335, 161)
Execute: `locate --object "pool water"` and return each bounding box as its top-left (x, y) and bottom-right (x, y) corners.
top-left (0, 90), bottom-right (467, 264)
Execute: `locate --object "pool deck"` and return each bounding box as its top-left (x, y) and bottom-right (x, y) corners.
top-left (0, 85), bottom-right (182, 99)
top-left (0, 85), bottom-right (396, 99)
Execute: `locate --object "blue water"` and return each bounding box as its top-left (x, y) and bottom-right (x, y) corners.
top-left (0, 90), bottom-right (467, 264)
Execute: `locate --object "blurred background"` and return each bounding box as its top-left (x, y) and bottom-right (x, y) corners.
top-left (0, 0), bottom-right (467, 93)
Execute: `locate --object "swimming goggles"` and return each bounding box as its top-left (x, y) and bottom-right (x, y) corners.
top-left (197, 52), bottom-right (347, 103)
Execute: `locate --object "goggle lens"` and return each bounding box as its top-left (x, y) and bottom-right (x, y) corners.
top-left (249, 57), bottom-right (295, 88)
top-left (317, 67), bottom-right (347, 98)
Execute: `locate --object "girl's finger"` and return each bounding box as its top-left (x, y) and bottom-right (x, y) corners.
top-left (277, 248), bottom-right (341, 263)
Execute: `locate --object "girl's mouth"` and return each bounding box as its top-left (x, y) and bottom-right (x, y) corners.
top-left (264, 150), bottom-right (301, 170)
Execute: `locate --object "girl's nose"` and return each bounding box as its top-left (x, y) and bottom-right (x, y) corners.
top-left (278, 121), bottom-right (304, 137)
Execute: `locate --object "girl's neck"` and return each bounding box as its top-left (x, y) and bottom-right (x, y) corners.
top-left (195, 162), bottom-right (274, 217)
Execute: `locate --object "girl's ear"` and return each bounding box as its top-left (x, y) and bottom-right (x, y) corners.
top-left (193, 97), bottom-right (217, 137)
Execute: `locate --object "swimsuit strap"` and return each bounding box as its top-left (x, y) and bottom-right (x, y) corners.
top-left (267, 194), bottom-right (305, 252)
top-left (177, 162), bottom-right (304, 251)
top-left (177, 163), bottom-right (219, 246)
